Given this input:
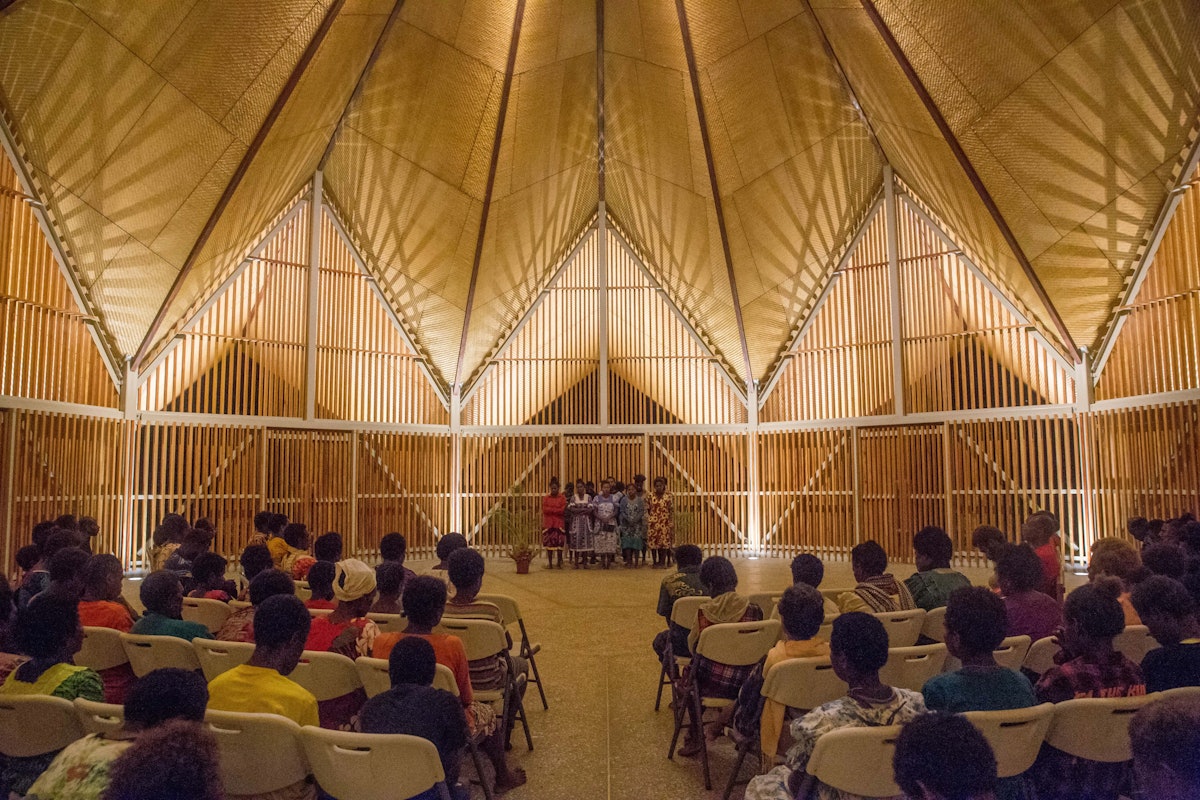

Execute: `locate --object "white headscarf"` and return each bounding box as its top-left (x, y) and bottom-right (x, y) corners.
top-left (333, 558), bottom-right (377, 602)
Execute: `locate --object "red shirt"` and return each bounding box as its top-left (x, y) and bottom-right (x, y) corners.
top-left (78, 600), bottom-right (134, 632)
top-left (1034, 542), bottom-right (1062, 599)
top-left (542, 493), bottom-right (567, 530)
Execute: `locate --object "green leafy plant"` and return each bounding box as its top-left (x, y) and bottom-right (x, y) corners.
top-left (488, 484), bottom-right (542, 560)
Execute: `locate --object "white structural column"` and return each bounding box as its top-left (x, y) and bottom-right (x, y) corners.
top-left (597, 201), bottom-right (609, 427)
top-left (884, 166), bottom-right (905, 417)
top-left (449, 385), bottom-right (462, 534)
top-left (745, 381), bottom-right (761, 553)
top-left (305, 171), bottom-right (323, 421)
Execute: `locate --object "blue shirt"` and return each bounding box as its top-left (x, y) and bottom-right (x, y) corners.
top-left (130, 612), bottom-right (212, 641)
top-left (923, 665), bottom-right (1037, 713)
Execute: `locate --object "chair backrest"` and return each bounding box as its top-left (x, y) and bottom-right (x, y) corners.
top-left (435, 618), bottom-right (509, 662)
top-left (747, 592), bottom-right (781, 620)
top-left (816, 613), bottom-right (837, 642)
top-left (0, 695), bottom-right (84, 757)
top-left (205, 710), bottom-right (311, 795)
top-left (992, 636), bottom-right (1033, 672)
top-left (1022, 636), bottom-right (1061, 676)
top-left (74, 698), bottom-right (125, 735)
top-left (120, 632), bottom-right (203, 676)
top-left (300, 727), bottom-right (448, 800)
top-left (193, 638), bottom-right (256, 682)
top-left (963, 703), bottom-right (1055, 779)
top-left (308, 607), bottom-right (334, 618)
top-left (365, 612), bottom-right (405, 633)
top-left (806, 724), bottom-right (903, 798)
top-left (694, 620), bottom-right (782, 668)
top-left (878, 644), bottom-right (948, 692)
top-left (181, 597), bottom-right (234, 633)
top-left (77, 626), bottom-right (130, 671)
top-left (761, 657), bottom-right (847, 712)
top-left (288, 651), bottom-right (362, 702)
top-left (1113, 625), bottom-right (1159, 664)
top-left (670, 595), bottom-right (709, 631)
top-left (819, 588), bottom-right (854, 604)
top-left (1161, 685), bottom-right (1200, 701)
top-left (295, 582), bottom-right (312, 602)
top-left (356, 658), bottom-right (458, 699)
top-left (1044, 695), bottom-right (1156, 762)
top-left (474, 593), bottom-right (520, 627)
top-left (873, 609), bottom-right (927, 648)
top-left (229, 599), bottom-right (251, 610)
top-left (920, 606), bottom-right (947, 642)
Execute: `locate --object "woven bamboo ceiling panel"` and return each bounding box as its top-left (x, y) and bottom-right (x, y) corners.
top-left (1, 0), bottom-right (1198, 389)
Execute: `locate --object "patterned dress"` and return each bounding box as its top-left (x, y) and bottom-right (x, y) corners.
top-left (619, 493), bottom-right (647, 550)
top-left (646, 490), bottom-right (674, 549)
top-left (542, 493), bottom-right (568, 549)
top-left (568, 492), bottom-right (594, 551)
top-left (592, 493), bottom-right (619, 555)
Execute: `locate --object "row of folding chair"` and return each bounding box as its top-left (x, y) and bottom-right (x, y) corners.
top-left (0, 696), bottom-right (452, 800)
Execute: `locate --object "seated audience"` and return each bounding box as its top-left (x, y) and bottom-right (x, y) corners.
top-left (26, 668), bottom-right (208, 800)
top-left (1030, 579), bottom-right (1145, 800)
top-left (0, 595), bottom-right (105, 796)
top-left (904, 527), bottom-right (971, 611)
top-left (425, 532), bottom-right (469, 589)
top-left (77, 555), bottom-right (134, 632)
top-left (357, 637), bottom-right (469, 800)
top-left (266, 513), bottom-right (291, 567)
top-left (100, 720), bottom-right (223, 800)
top-left (651, 544), bottom-right (705, 664)
top-left (129, 572), bottom-right (211, 642)
top-left (313, 531), bottom-right (343, 564)
top-left (185, 552), bottom-right (235, 601)
top-left (378, 531), bottom-right (418, 591)
top-left (304, 560), bottom-right (337, 610)
top-left (1087, 537), bottom-right (1143, 625)
top-left (971, 524), bottom-right (1007, 564)
top-left (687, 556), bottom-right (763, 654)
top-left (1129, 695), bottom-right (1200, 800)
top-left (280, 523), bottom-right (317, 580)
top-left (994, 543), bottom-right (1062, 643)
top-left (215, 568), bottom-right (293, 643)
top-left (13, 543), bottom-right (41, 599)
top-left (42, 546), bottom-right (92, 602)
top-left (892, 713), bottom-right (998, 800)
top-left (162, 526), bottom-right (213, 579)
top-left (304, 558), bottom-right (380, 659)
top-left (838, 540), bottom-right (916, 614)
top-left (745, 613), bottom-right (926, 800)
top-left (76, 517), bottom-right (100, 555)
top-left (17, 528), bottom-right (73, 608)
top-left (373, 577), bottom-right (525, 794)
top-left (370, 562), bottom-right (404, 615)
top-left (1021, 511), bottom-right (1062, 600)
top-left (790, 553), bottom-right (838, 615)
top-left (247, 510), bottom-right (273, 548)
top-left (444, 549), bottom-right (503, 624)
top-left (237, 543), bottom-right (273, 602)
top-left (145, 514), bottom-right (186, 574)
top-left (1130, 575), bottom-right (1200, 692)
top-left (1140, 541), bottom-right (1187, 580)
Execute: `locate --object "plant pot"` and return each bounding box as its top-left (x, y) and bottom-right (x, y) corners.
top-left (513, 554), bottom-right (533, 574)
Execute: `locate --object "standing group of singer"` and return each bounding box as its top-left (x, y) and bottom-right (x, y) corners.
top-left (539, 475), bottom-right (676, 570)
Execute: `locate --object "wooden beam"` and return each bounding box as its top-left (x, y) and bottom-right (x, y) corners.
top-left (674, 0), bottom-right (754, 387)
top-left (596, 0), bottom-right (606, 203)
top-left (133, 0), bottom-right (347, 370)
top-left (453, 0), bottom-right (527, 389)
top-left (859, 0), bottom-right (1081, 364)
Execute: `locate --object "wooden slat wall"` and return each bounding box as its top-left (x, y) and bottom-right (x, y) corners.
top-left (460, 434), bottom-right (560, 552)
top-left (0, 160), bottom-right (117, 407)
top-left (856, 424), bottom-right (945, 562)
top-left (264, 430), bottom-right (354, 548)
top-left (649, 433), bottom-right (748, 557)
top-left (356, 431), bottom-right (451, 560)
top-left (758, 428), bottom-right (856, 559)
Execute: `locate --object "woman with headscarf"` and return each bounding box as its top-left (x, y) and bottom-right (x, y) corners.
top-left (304, 559), bottom-right (381, 660)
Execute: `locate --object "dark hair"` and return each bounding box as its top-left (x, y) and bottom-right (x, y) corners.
top-left (16, 593), bottom-right (79, 658)
top-left (994, 544), bottom-right (1043, 593)
top-left (151, 514), bottom-right (188, 547)
top-left (447, 548), bottom-right (485, 591)
top-left (84, 554), bottom-right (123, 596)
top-left (15, 544), bottom-right (40, 572)
top-left (1129, 697), bottom-right (1200, 786)
top-left (281, 523), bottom-right (309, 550)
top-left (253, 511), bottom-right (272, 534)
top-left (240, 544), bottom-right (272, 581)
top-left (1064, 579), bottom-right (1125, 640)
top-left (971, 525), bottom-right (1007, 561)
top-left (388, 636), bottom-right (438, 687)
top-left (1131, 575), bottom-right (1196, 621)
top-left (851, 540), bottom-right (888, 577)
top-left (375, 562), bottom-right (405, 596)
top-left (1089, 537), bottom-right (1141, 581)
top-left (139, 571), bottom-right (182, 617)
top-left (79, 517), bottom-right (100, 539)
top-left (55, 514), bottom-right (79, 531)
top-left (945, 586), bottom-right (1007, 655)
top-left (193, 518), bottom-right (214, 535)
top-left (699, 556), bottom-right (738, 595)
top-left (313, 532), bottom-right (342, 563)
top-left (893, 712), bottom-right (997, 800)
top-left (268, 513), bottom-right (288, 535)
top-left (1021, 511), bottom-right (1059, 547)
top-left (913, 526), bottom-right (954, 568)
top-left (790, 554), bottom-right (824, 588)
top-left (190, 553), bottom-right (227, 587)
top-left (435, 532), bottom-right (468, 561)
top-left (125, 668), bottom-right (208, 727)
top-left (402, 576), bottom-right (448, 627)
top-left (252, 594), bottom-right (310, 649)
top-left (47, 546), bottom-right (90, 584)
top-left (31, 521), bottom-right (57, 553)
top-left (1140, 542), bottom-right (1186, 580)
top-left (103, 720), bottom-right (223, 800)
top-left (674, 544), bottom-right (703, 568)
top-left (248, 569), bottom-right (295, 606)
top-left (42, 530), bottom-right (80, 563)
top-left (380, 532), bottom-right (407, 562)
top-left (180, 527), bottom-right (214, 555)
top-left (831, 612), bottom-right (889, 673)
top-left (306, 561), bottom-right (336, 600)
top-left (777, 584), bottom-right (825, 640)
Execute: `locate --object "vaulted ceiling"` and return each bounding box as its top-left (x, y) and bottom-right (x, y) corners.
top-left (0, 0), bottom-right (1197, 392)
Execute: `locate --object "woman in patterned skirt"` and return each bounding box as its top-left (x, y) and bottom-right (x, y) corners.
top-left (646, 476), bottom-right (674, 569)
top-left (619, 475), bottom-right (647, 568)
top-left (568, 481), bottom-right (594, 569)
top-left (592, 480), bottom-right (620, 569)
top-left (541, 477), bottom-right (568, 569)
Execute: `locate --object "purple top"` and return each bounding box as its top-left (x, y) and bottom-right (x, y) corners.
top-left (1004, 590), bottom-right (1063, 643)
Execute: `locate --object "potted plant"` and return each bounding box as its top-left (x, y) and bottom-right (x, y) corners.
top-left (489, 486), bottom-right (542, 574)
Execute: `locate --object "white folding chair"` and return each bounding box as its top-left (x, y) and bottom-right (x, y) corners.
top-left (820, 588), bottom-right (855, 605)
top-left (356, 658), bottom-right (458, 699)
top-left (437, 617), bottom-right (533, 751)
top-left (476, 592), bottom-right (549, 710)
top-left (873, 609), bottom-right (927, 648)
top-left (1023, 636), bottom-right (1061, 676)
top-left (816, 613), bottom-right (838, 642)
top-left (295, 581), bottom-right (312, 602)
top-left (747, 592), bottom-right (781, 620)
top-left (1161, 685), bottom-right (1200, 701)
top-left (301, 727), bottom-right (451, 800)
top-left (205, 710), bottom-right (311, 797)
top-left (879, 644), bottom-right (948, 692)
top-left (992, 635), bottom-right (1032, 671)
top-left (365, 612), bottom-right (406, 633)
top-left (229, 599), bottom-right (251, 610)
top-left (74, 698), bottom-right (125, 735)
top-left (0, 696), bottom-right (84, 758)
top-left (1044, 695), bottom-right (1157, 763)
top-left (920, 606), bottom-right (947, 642)
top-left (963, 703), bottom-right (1054, 779)
top-left (308, 607), bottom-right (334, 618)
top-left (655, 595), bottom-right (708, 711)
top-left (287, 650), bottom-right (362, 702)
top-left (182, 597), bottom-right (234, 633)
top-left (668, 619), bottom-right (782, 790)
top-left (120, 632), bottom-right (203, 676)
top-left (802, 724), bottom-right (903, 798)
top-left (77, 626), bottom-right (131, 672)
top-left (193, 638), bottom-right (256, 681)
top-left (1113, 625), bottom-right (1159, 664)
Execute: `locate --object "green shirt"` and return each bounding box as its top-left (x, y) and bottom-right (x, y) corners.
top-left (904, 568), bottom-right (972, 611)
top-left (130, 612), bottom-right (212, 641)
top-left (922, 666), bottom-right (1037, 713)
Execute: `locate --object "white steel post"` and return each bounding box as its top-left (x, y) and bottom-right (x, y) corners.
top-left (884, 166), bottom-right (905, 417)
top-left (745, 381), bottom-right (761, 555)
top-left (305, 171), bottom-right (323, 421)
top-left (449, 385), bottom-right (462, 534)
top-left (598, 201), bottom-right (609, 428)
top-left (3, 410), bottom-right (17, 572)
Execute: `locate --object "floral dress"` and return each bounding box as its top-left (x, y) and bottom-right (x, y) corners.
top-left (542, 493), bottom-right (568, 549)
top-left (592, 494), bottom-right (619, 554)
top-left (646, 491), bottom-right (674, 549)
top-left (568, 492), bottom-right (594, 551)
top-left (24, 733), bottom-right (133, 800)
top-left (619, 493), bottom-right (647, 550)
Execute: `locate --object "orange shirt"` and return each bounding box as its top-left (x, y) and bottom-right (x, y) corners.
top-left (77, 600), bottom-right (134, 632)
top-left (373, 632), bottom-right (472, 704)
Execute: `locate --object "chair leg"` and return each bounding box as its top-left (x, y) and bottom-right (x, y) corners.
top-left (721, 737), bottom-right (752, 800)
top-left (667, 681), bottom-right (689, 759)
top-left (694, 691), bottom-right (711, 791)
top-left (525, 647), bottom-right (549, 710)
top-left (655, 659), bottom-right (669, 711)
top-left (508, 678), bottom-right (534, 752)
top-left (468, 738), bottom-right (494, 800)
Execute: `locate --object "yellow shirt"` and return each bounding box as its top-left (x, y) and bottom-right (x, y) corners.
top-left (207, 664), bottom-right (319, 728)
top-left (267, 537), bottom-right (291, 568)
top-left (759, 638), bottom-right (832, 760)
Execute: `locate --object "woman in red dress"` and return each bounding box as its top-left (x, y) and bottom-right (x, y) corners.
top-left (542, 477), bottom-right (568, 569)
